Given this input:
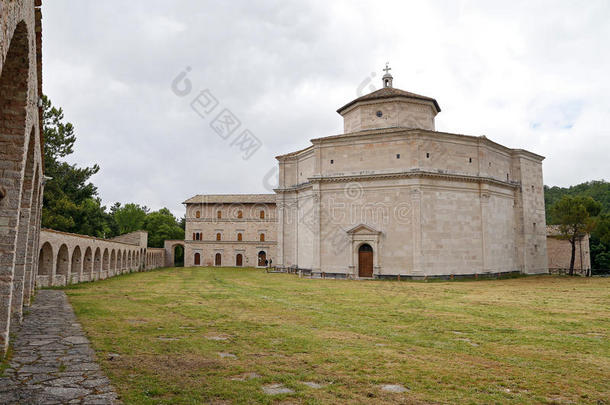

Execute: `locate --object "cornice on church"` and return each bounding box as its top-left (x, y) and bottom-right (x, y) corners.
top-left (274, 168), bottom-right (521, 194)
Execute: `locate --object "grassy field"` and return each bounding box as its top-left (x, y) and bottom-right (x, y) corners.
top-left (61, 267), bottom-right (609, 404)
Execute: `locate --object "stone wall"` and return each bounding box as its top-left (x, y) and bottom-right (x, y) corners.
top-left (276, 127), bottom-right (548, 277)
top-left (546, 226), bottom-right (591, 276)
top-left (37, 229), bottom-right (165, 287)
top-left (0, 0), bottom-right (43, 354)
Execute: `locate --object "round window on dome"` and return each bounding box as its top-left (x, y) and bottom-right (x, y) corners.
top-left (376, 110), bottom-right (383, 117)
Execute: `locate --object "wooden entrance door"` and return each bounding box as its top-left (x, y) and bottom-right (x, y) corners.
top-left (194, 252), bottom-right (200, 265)
top-left (236, 254), bottom-right (243, 266)
top-left (358, 244), bottom-right (373, 277)
top-left (215, 253), bottom-right (221, 266)
top-left (257, 251), bottom-right (266, 267)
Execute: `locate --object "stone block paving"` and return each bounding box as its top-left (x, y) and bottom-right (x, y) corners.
top-left (0, 290), bottom-right (120, 404)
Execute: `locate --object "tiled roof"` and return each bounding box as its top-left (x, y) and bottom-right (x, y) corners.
top-left (337, 87), bottom-right (441, 114)
top-left (183, 194), bottom-right (277, 204)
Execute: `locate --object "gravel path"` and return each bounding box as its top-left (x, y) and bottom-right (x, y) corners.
top-left (0, 290), bottom-right (120, 404)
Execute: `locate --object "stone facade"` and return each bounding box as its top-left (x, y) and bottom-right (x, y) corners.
top-left (546, 226), bottom-right (590, 275)
top-left (274, 72), bottom-right (548, 278)
top-left (37, 229), bottom-right (165, 287)
top-left (0, 0), bottom-right (44, 353)
top-left (183, 71), bottom-right (549, 279)
top-left (183, 194), bottom-right (277, 268)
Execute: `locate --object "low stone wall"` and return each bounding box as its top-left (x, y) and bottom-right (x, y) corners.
top-left (37, 229), bottom-right (166, 287)
top-left (546, 227), bottom-right (590, 276)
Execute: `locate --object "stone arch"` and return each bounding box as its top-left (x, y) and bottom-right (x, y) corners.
top-left (38, 242), bottom-right (53, 276)
top-left (94, 247), bottom-right (102, 277)
top-left (83, 247), bottom-right (93, 279)
top-left (116, 250), bottom-right (122, 272)
top-left (122, 249), bottom-right (127, 271)
top-left (23, 167), bottom-right (41, 304)
top-left (173, 244), bottom-right (184, 267)
top-left (0, 20), bottom-right (31, 299)
top-left (56, 244), bottom-right (70, 283)
top-left (71, 246), bottom-right (82, 282)
top-left (257, 250), bottom-right (267, 267)
top-left (102, 248), bottom-right (109, 274)
top-left (110, 249), bottom-right (116, 274)
top-left (11, 128), bottom-right (37, 318)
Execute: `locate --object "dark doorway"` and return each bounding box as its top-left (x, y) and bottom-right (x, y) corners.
top-left (173, 245), bottom-right (184, 267)
top-left (215, 253), bottom-right (222, 266)
top-left (358, 244), bottom-right (373, 277)
top-left (236, 254), bottom-right (243, 267)
top-left (194, 252), bottom-right (200, 265)
top-left (257, 251), bottom-right (266, 267)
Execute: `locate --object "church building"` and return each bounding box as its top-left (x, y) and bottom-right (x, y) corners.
top-left (185, 66), bottom-right (549, 278)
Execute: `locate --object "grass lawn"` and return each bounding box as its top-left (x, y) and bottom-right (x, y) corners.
top-left (61, 267), bottom-right (609, 404)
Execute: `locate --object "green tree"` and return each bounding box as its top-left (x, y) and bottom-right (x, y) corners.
top-left (41, 95), bottom-right (111, 237)
top-left (113, 203), bottom-right (149, 234)
top-left (143, 208), bottom-right (184, 248)
top-left (551, 196), bottom-right (602, 275)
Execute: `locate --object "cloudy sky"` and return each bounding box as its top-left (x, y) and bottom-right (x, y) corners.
top-left (42, 0), bottom-right (610, 216)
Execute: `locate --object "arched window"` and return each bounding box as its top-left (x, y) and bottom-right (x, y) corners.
top-left (192, 232), bottom-right (196, 240)
top-left (195, 210), bottom-right (201, 218)
top-left (260, 210), bottom-right (265, 219)
top-left (259, 233), bottom-right (265, 242)
top-left (194, 252), bottom-right (200, 265)
top-left (217, 210), bottom-right (222, 219)
top-left (216, 233), bottom-right (221, 241)
top-left (237, 210), bottom-right (243, 219)
top-left (237, 233), bottom-right (242, 241)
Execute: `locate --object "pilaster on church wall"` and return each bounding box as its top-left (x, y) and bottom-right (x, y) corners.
top-left (410, 186), bottom-right (423, 275)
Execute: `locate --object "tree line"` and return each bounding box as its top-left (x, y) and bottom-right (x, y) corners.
top-left (545, 181), bottom-right (610, 274)
top-left (41, 95), bottom-right (184, 248)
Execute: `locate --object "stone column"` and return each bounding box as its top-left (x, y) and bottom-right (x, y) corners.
top-left (276, 197), bottom-right (285, 267)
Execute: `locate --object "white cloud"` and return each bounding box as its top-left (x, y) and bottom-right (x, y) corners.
top-left (42, 0), bottom-right (610, 216)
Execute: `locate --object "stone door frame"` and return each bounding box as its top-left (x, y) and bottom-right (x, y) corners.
top-left (346, 224), bottom-right (381, 278)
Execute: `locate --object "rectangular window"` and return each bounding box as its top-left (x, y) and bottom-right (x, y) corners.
top-left (396, 154), bottom-right (400, 159)
top-left (330, 159), bottom-right (334, 164)
top-left (426, 153), bottom-right (430, 158)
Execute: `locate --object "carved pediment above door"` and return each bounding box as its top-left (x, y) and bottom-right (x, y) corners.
top-left (346, 223), bottom-right (382, 236)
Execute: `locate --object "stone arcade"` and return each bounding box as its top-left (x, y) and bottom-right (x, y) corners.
top-left (0, 0), bottom-right (166, 355)
top-left (185, 66), bottom-right (550, 278)
top-left (0, 0), bottom-right (44, 353)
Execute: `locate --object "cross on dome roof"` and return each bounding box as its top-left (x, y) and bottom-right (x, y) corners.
top-left (382, 62), bottom-right (393, 88)
top-left (383, 62), bottom-right (391, 75)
